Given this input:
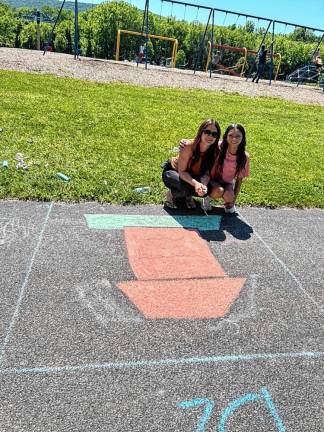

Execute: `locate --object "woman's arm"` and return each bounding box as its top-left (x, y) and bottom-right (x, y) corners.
top-left (178, 146), bottom-right (206, 196)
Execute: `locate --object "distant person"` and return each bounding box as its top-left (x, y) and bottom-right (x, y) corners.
top-left (211, 51), bottom-right (221, 69)
top-left (162, 119), bottom-right (221, 209)
top-left (138, 44), bottom-right (145, 62)
top-left (252, 44), bottom-right (268, 83)
top-left (312, 50), bottom-right (323, 70)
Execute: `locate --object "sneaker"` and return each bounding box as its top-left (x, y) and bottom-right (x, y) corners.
top-left (224, 205), bottom-right (236, 214)
top-left (185, 195), bottom-right (197, 209)
top-left (164, 190), bottom-right (177, 209)
top-left (201, 196), bottom-right (212, 211)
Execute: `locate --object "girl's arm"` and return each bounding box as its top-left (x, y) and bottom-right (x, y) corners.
top-left (200, 172), bottom-right (210, 186)
top-left (234, 177), bottom-right (243, 201)
top-left (178, 146), bottom-right (206, 196)
top-left (234, 153), bottom-right (250, 200)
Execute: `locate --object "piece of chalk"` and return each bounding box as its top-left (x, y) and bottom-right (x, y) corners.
top-left (56, 172), bottom-right (70, 181)
top-left (2, 160), bottom-right (8, 168)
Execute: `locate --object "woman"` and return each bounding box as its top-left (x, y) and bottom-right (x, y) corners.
top-left (208, 123), bottom-right (250, 213)
top-left (162, 119), bottom-right (221, 209)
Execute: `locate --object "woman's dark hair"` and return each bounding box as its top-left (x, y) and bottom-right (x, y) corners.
top-left (192, 119), bottom-right (221, 172)
top-left (216, 124), bottom-right (247, 176)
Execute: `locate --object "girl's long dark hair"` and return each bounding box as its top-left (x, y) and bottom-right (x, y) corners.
top-left (216, 124), bottom-right (247, 176)
top-left (192, 119), bottom-right (221, 172)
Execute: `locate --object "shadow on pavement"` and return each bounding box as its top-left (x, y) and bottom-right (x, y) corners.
top-left (163, 205), bottom-right (253, 242)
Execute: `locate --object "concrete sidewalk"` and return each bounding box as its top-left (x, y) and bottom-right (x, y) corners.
top-left (0, 200), bottom-right (323, 431)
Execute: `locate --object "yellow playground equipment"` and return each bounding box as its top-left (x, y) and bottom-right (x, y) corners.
top-left (116, 29), bottom-right (178, 68)
top-left (206, 42), bottom-right (248, 76)
top-left (206, 41), bottom-right (282, 80)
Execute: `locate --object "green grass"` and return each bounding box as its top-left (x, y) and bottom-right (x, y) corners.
top-left (0, 70), bottom-right (323, 207)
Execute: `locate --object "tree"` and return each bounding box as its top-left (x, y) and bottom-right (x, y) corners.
top-left (55, 19), bottom-right (73, 53)
top-left (289, 27), bottom-right (317, 43)
top-left (19, 21), bottom-right (37, 48)
top-left (244, 20), bottom-right (255, 34)
top-left (0, 4), bottom-right (18, 47)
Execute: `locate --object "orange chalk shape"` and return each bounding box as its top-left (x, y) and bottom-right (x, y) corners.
top-left (123, 227), bottom-right (226, 280)
top-left (117, 227), bottom-right (246, 319)
top-left (118, 278), bottom-right (246, 319)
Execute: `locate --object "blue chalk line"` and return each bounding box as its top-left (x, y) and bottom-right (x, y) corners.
top-left (0, 351), bottom-right (323, 376)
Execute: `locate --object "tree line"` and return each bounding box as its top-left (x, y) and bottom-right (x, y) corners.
top-left (0, 0), bottom-right (322, 79)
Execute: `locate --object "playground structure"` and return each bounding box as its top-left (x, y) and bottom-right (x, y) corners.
top-left (205, 43), bottom-right (247, 77)
top-left (205, 43), bottom-right (282, 80)
top-left (44, 0), bottom-right (79, 59)
top-left (115, 29), bottom-right (178, 68)
top-left (45, 0), bottom-right (324, 88)
top-left (286, 36), bottom-right (324, 88)
top-left (287, 64), bottom-right (324, 87)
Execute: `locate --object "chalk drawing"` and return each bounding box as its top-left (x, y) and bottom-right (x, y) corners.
top-left (178, 387), bottom-right (286, 432)
top-left (76, 279), bottom-right (142, 324)
top-left (260, 387), bottom-right (286, 432)
top-left (238, 212), bottom-right (324, 315)
top-left (0, 203), bottom-right (53, 368)
top-left (0, 217), bottom-right (29, 246)
top-left (218, 387), bottom-right (286, 431)
top-left (178, 398), bottom-right (215, 432)
top-left (218, 392), bottom-right (259, 431)
top-left (85, 214), bottom-right (221, 231)
top-left (209, 274), bottom-right (258, 333)
top-left (1, 350), bottom-right (323, 376)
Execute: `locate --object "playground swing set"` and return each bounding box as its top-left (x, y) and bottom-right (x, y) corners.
top-left (205, 43), bottom-right (282, 80)
top-left (115, 29), bottom-right (178, 67)
top-left (44, 0), bottom-right (324, 90)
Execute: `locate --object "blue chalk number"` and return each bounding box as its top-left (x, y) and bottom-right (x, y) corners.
top-left (178, 398), bottom-right (215, 432)
top-left (177, 387), bottom-right (286, 431)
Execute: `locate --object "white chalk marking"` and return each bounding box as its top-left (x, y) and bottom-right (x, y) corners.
top-left (0, 202), bottom-right (53, 368)
top-left (238, 212), bottom-right (324, 315)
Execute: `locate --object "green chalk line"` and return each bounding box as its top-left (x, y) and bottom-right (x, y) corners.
top-left (85, 214), bottom-right (221, 231)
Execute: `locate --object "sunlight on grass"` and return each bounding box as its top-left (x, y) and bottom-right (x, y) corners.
top-left (0, 70), bottom-right (323, 207)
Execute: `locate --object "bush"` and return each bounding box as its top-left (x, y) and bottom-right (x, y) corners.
top-left (176, 49), bottom-right (186, 67)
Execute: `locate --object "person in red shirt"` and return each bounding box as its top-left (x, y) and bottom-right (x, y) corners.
top-left (162, 119), bottom-right (221, 209)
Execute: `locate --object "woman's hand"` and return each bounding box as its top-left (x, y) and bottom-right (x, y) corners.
top-left (194, 182), bottom-right (208, 197)
top-left (179, 139), bottom-right (193, 150)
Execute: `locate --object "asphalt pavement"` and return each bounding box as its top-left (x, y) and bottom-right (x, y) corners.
top-left (0, 200), bottom-right (323, 431)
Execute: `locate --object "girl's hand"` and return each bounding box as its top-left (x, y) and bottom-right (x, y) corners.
top-left (179, 139), bottom-right (193, 150)
top-left (194, 182), bottom-right (207, 197)
top-left (179, 139), bottom-right (189, 149)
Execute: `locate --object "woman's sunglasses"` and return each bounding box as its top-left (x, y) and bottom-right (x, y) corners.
top-left (203, 129), bottom-right (218, 138)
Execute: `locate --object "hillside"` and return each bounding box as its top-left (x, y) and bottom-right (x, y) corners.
top-left (1, 0), bottom-right (93, 11)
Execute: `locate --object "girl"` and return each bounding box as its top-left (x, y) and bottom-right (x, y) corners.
top-left (162, 119), bottom-right (221, 209)
top-left (208, 123), bottom-right (250, 213)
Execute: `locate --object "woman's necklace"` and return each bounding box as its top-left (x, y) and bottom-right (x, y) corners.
top-left (227, 149), bottom-right (237, 156)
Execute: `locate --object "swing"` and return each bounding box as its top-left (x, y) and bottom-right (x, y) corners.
top-left (182, 4), bottom-right (187, 22)
top-left (192, 6), bottom-right (199, 26)
top-left (167, 1), bottom-right (174, 22)
top-left (234, 14), bottom-right (241, 27)
top-left (206, 43), bottom-right (248, 76)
